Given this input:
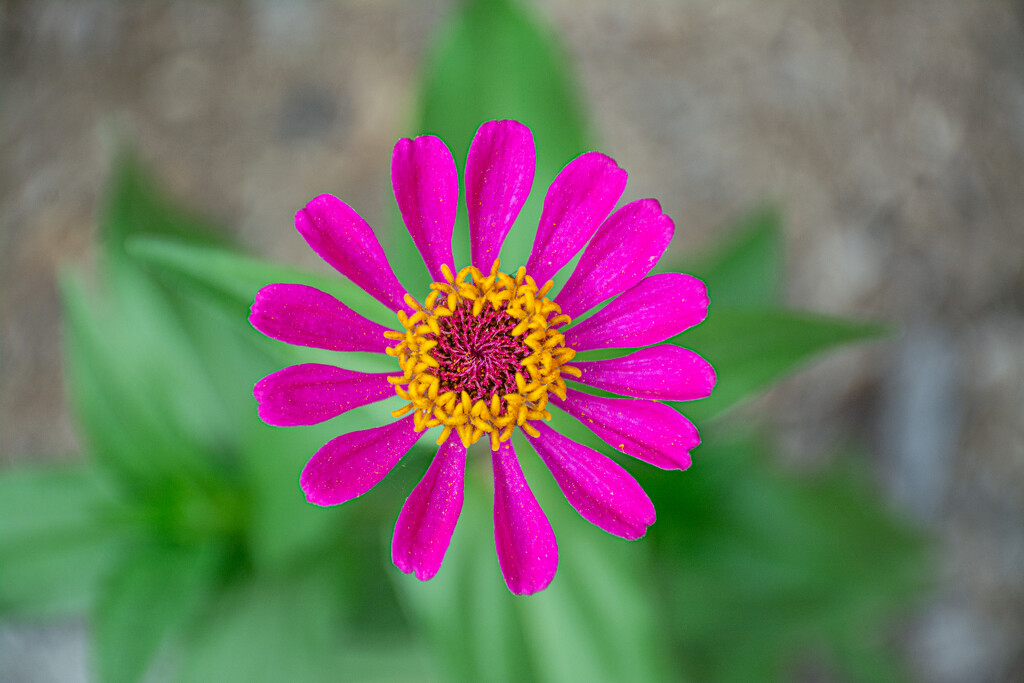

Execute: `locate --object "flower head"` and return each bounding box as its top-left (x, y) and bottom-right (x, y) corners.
top-left (250, 120), bottom-right (715, 594)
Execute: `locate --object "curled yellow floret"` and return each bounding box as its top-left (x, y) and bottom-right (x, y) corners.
top-left (384, 259), bottom-right (577, 450)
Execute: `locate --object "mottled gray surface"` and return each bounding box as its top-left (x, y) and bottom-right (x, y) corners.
top-left (0, 621), bottom-right (88, 683)
top-left (2, 1), bottom-right (1023, 681)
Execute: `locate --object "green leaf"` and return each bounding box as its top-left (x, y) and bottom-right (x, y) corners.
top-left (126, 236), bottom-right (394, 328)
top-left (175, 567), bottom-right (342, 683)
top-left (330, 640), bottom-right (435, 683)
top-left (236, 422), bottom-right (346, 571)
top-left (396, 446), bottom-right (670, 683)
top-left (681, 204), bottom-right (783, 307)
top-left (101, 151), bottom-right (226, 259)
top-left (122, 237), bottom-right (400, 568)
top-left (60, 268), bottom-right (225, 492)
top-left (176, 558), bottom-right (429, 683)
top-left (93, 543), bottom-right (222, 683)
top-left (641, 432), bottom-right (928, 682)
top-left (395, 0), bottom-right (591, 290)
top-left (676, 308), bottom-right (892, 421)
top-left (419, 0), bottom-right (587, 173)
top-left (0, 464), bottom-right (125, 616)
top-left (394, 477), bottom-right (531, 683)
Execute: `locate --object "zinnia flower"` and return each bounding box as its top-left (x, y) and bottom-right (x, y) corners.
top-left (250, 120), bottom-right (714, 594)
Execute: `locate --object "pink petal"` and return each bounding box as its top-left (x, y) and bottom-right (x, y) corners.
top-left (571, 346), bottom-right (716, 401)
top-left (554, 199), bottom-right (673, 319)
top-left (491, 440), bottom-right (558, 595)
top-left (527, 423), bottom-right (655, 540)
top-left (564, 273), bottom-right (709, 352)
top-left (253, 364), bottom-right (399, 427)
top-left (295, 194), bottom-right (411, 312)
top-left (466, 120), bottom-right (535, 271)
top-left (551, 388), bottom-right (699, 471)
top-left (392, 438), bottom-right (466, 581)
top-left (250, 283), bottom-right (392, 353)
top-left (300, 416), bottom-right (420, 507)
top-left (391, 135), bottom-right (458, 282)
top-left (524, 152), bottom-right (628, 285)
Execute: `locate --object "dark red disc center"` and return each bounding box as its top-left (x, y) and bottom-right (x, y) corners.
top-left (428, 303), bottom-right (530, 401)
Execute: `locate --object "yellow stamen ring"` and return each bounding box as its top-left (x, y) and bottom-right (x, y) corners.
top-left (387, 259), bottom-right (576, 450)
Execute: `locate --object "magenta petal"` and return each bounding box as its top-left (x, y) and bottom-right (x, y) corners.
top-left (554, 199), bottom-right (673, 319)
top-left (492, 440), bottom-right (558, 595)
top-left (551, 389), bottom-right (699, 470)
top-left (571, 346), bottom-right (716, 401)
top-left (392, 136), bottom-right (458, 282)
top-left (525, 152), bottom-right (628, 285)
top-left (250, 284), bottom-right (392, 353)
top-left (295, 194), bottom-right (410, 312)
top-left (253, 364), bottom-right (399, 427)
top-left (564, 273), bottom-right (709, 351)
top-left (392, 438), bottom-right (466, 581)
top-left (527, 423), bottom-right (655, 540)
top-left (300, 416), bottom-right (420, 506)
top-left (466, 120), bottom-right (535, 271)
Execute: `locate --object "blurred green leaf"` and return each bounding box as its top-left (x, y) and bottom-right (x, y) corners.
top-left (150, 298), bottom-right (343, 570)
top-left (107, 166), bottom-right (406, 568)
top-left (419, 0), bottom-right (587, 173)
top-left (640, 433), bottom-right (927, 682)
top-left (396, 447), bottom-right (670, 683)
top-left (60, 267), bottom-right (225, 493)
top-left (682, 204), bottom-right (783, 307)
top-left (176, 556), bottom-right (428, 683)
top-left (395, 475), bottom-right (532, 683)
top-left (175, 568), bottom-right (338, 683)
top-left (0, 464), bottom-right (125, 616)
top-left (331, 640), bottom-right (436, 683)
top-left (677, 308), bottom-right (891, 421)
top-left (394, 0), bottom-right (590, 291)
top-left (237, 423), bottom-right (345, 571)
top-left (93, 543), bottom-right (222, 683)
top-left (126, 236), bottom-right (394, 328)
top-left (102, 151), bottom-right (225, 259)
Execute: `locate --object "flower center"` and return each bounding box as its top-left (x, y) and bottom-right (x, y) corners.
top-left (432, 303), bottom-right (530, 401)
top-left (385, 260), bottom-right (579, 450)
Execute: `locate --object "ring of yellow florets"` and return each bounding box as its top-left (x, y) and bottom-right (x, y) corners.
top-left (384, 259), bottom-right (579, 451)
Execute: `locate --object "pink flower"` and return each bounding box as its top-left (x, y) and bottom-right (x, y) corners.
top-left (250, 120), bottom-right (715, 595)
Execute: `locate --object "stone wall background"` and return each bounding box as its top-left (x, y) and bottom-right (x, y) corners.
top-left (2, 1), bottom-right (1023, 681)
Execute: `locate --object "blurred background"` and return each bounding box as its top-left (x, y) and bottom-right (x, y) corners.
top-left (2, 1), bottom-right (1023, 682)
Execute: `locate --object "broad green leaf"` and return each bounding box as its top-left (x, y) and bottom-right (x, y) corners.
top-left (237, 422), bottom-right (346, 571)
top-left (536, 423), bottom-right (924, 682)
top-left (679, 204), bottom-right (783, 307)
top-left (60, 268), bottom-right (223, 492)
top-left (175, 566), bottom-right (343, 683)
top-left (0, 463), bottom-right (116, 545)
top-left (396, 445), bottom-right (669, 683)
top-left (224, 316), bottom-right (413, 569)
top-left (167, 287), bottom-right (281, 430)
top-left (396, 0), bottom-right (591, 291)
top-left (93, 543), bottom-right (222, 683)
top-left (394, 475), bottom-right (531, 683)
top-left (518, 446), bottom-right (671, 683)
top-left (331, 641), bottom-right (435, 683)
top-left (639, 432), bottom-right (927, 682)
top-left (176, 554), bottom-right (428, 683)
top-left (101, 151), bottom-right (225, 259)
top-left (126, 236), bottom-right (394, 328)
top-left (0, 464), bottom-right (125, 616)
top-left (122, 238), bottom-right (402, 567)
top-left (418, 0), bottom-right (587, 176)
top-left (676, 308), bottom-right (892, 421)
